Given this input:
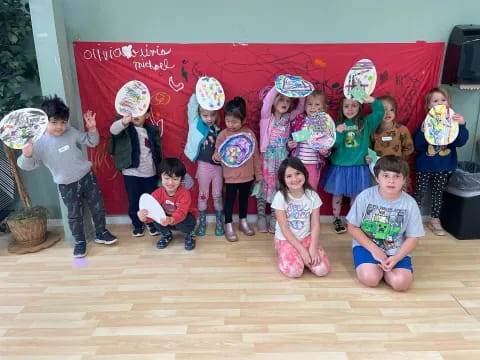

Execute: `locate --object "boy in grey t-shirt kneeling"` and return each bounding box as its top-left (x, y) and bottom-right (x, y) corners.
top-left (17, 95), bottom-right (117, 258)
top-left (346, 155), bottom-right (425, 291)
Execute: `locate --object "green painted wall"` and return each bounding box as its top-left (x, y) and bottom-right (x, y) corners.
top-left (26, 0), bottom-right (480, 218)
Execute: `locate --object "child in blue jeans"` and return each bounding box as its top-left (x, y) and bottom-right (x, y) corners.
top-left (138, 158), bottom-right (198, 250)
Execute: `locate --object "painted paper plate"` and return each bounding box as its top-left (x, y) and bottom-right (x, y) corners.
top-left (424, 105), bottom-right (458, 145)
top-left (275, 75), bottom-right (314, 98)
top-left (0, 108), bottom-right (48, 149)
top-left (115, 80), bottom-right (150, 117)
top-left (219, 133), bottom-right (255, 168)
top-left (139, 193), bottom-right (166, 223)
top-left (343, 59), bottom-right (377, 99)
top-left (305, 112), bottom-right (336, 150)
top-left (195, 76), bottom-right (225, 111)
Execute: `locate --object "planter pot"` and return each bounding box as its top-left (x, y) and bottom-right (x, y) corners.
top-left (7, 208), bottom-right (47, 248)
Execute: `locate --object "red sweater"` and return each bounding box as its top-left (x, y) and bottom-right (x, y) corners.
top-left (149, 186), bottom-right (198, 225)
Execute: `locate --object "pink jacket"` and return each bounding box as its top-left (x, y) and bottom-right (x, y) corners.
top-left (259, 86), bottom-right (305, 153)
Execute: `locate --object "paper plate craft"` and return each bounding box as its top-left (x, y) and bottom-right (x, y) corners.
top-left (292, 128), bottom-right (311, 142)
top-left (195, 76), bottom-right (225, 111)
top-left (115, 80), bottom-right (150, 117)
top-left (424, 105), bottom-right (458, 145)
top-left (368, 148), bottom-right (379, 176)
top-left (181, 173), bottom-right (194, 190)
top-left (0, 108), bottom-right (48, 149)
top-left (275, 75), bottom-right (314, 98)
top-left (343, 59), bottom-right (377, 99)
top-left (219, 133), bottom-right (255, 168)
top-left (304, 112), bottom-right (336, 150)
top-left (139, 193), bottom-right (166, 223)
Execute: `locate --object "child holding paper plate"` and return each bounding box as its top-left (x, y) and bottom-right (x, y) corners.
top-left (413, 87), bottom-right (469, 236)
top-left (108, 81), bottom-right (162, 238)
top-left (322, 95), bottom-right (384, 234)
top-left (213, 97), bottom-right (263, 242)
top-left (256, 77), bottom-right (306, 233)
top-left (138, 158), bottom-right (198, 250)
top-left (184, 76), bottom-right (225, 238)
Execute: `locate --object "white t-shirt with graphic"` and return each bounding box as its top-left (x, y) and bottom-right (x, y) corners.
top-left (346, 185), bottom-right (425, 256)
top-left (271, 189), bottom-right (322, 240)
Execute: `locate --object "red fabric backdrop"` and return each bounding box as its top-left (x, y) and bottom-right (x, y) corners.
top-left (73, 42), bottom-right (444, 215)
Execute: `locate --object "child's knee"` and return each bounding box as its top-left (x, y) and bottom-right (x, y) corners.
top-left (279, 264), bottom-right (304, 278)
top-left (357, 268), bottom-right (382, 287)
top-left (387, 274), bottom-right (413, 292)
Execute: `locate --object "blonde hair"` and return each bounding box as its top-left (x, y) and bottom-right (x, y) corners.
top-left (425, 87), bottom-right (451, 111)
top-left (307, 90), bottom-right (328, 109)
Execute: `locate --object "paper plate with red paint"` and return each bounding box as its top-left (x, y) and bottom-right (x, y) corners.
top-left (115, 80), bottom-right (150, 117)
top-left (304, 112), bottom-right (336, 150)
top-left (219, 133), bottom-right (255, 168)
top-left (275, 75), bottom-right (314, 98)
top-left (424, 105), bottom-right (458, 145)
top-left (195, 76), bottom-right (225, 111)
top-left (343, 59), bottom-right (377, 99)
top-left (0, 108), bottom-right (48, 149)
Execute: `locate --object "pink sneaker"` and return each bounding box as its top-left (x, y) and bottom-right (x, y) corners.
top-left (428, 219), bottom-right (446, 236)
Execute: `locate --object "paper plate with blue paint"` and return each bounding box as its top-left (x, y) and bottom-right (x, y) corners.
top-left (195, 76), bottom-right (225, 111)
top-left (304, 112), bottom-right (336, 150)
top-left (0, 108), bottom-right (48, 149)
top-left (115, 80), bottom-right (150, 117)
top-left (424, 105), bottom-right (458, 145)
top-left (275, 75), bottom-right (314, 98)
top-left (219, 133), bottom-right (255, 168)
top-left (343, 59), bottom-right (377, 99)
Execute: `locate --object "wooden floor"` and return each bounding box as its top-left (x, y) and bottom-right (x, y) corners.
top-left (1, 223), bottom-right (480, 360)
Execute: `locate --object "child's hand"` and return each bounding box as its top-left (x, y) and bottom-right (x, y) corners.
top-left (83, 110), bottom-right (96, 131)
top-left (137, 209), bottom-right (148, 222)
top-left (299, 247), bottom-right (312, 265)
top-left (371, 247), bottom-right (387, 264)
top-left (363, 96), bottom-right (375, 104)
top-left (22, 141), bottom-right (34, 158)
top-left (122, 115), bottom-right (132, 126)
top-left (365, 155), bottom-right (372, 164)
top-left (287, 140), bottom-right (297, 150)
top-left (420, 121), bottom-right (425, 133)
top-left (212, 152), bottom-right (222, 163)
top-left (159, 216), bottom-right (173, 227)
top-left (336, 123), bottom-right (346, 133)
top-left (319, 148), bottom-right (330, 156)
top-left (452, 113), bottom-right (466, 125)
top-left (308, 245), bottom-right (321, 266)
top-left (381, 255), bottom-right (399, 272)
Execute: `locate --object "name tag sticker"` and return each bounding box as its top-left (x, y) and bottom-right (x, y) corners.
top-left (382, 136), bottom-right (393, 141)
top-left (58, 145), bottom-right (70, 153)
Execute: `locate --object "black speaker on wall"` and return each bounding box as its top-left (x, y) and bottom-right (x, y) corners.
top-left (442, 25), bottom-right (480, 86)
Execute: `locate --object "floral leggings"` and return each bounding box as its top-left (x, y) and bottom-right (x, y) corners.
top-left (274, 236), bottom-right (330, 278)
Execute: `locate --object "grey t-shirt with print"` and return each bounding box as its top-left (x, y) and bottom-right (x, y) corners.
top-left (346, 185), bottom-right (425, 256)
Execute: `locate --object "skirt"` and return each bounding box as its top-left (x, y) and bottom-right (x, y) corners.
top-left (322, 164), bottom-right (370, 197)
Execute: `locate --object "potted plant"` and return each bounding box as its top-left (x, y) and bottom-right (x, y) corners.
top-left (1, 0), bottom-right (46, 249)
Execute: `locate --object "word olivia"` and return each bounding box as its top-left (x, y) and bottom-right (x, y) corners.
top-left (82, 45), bottom-right (172, 62)
top-left (133, 59), bottom-right (175, 71)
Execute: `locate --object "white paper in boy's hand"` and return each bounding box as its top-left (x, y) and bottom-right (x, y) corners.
top-left (139, 194), bottom-right (166, 223)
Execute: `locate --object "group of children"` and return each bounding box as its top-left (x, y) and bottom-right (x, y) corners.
top-left (16, 83), bottom-right (469, 292)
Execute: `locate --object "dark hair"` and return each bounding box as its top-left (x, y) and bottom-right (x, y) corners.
top-left (41, 95), bottom-right (70, 121)
top-left (337, 97), bottom-right (364, 132)
top-left (373, 155), bottom-right (410, 178)
top-left (224, 96), bottom-right (246, 121)
top-left (424, 87), bottom-right (451, 111)
top-left (278, 157), bottom-right (314, 202)
top-left (159, 158), bottom-right (186, 180)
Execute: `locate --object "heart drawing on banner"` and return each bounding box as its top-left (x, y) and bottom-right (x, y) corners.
top-left (168, 76), bottom-right (184, 92)
top-left (121, 44), bottom-right (133, 59)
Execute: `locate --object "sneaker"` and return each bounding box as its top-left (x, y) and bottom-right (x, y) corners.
top-left (184, 232), bottom-right (196, 251)
top-left (73, 242), bottom-right (87, 258)
top-left (257, 215), bottom-right (267, 233)
top-left (147, 223), bottom-right (161, 236)
top-left (132, 226), bottom-right (145, 237)
top-left (428, 219), bottom-right (446, 236)
top-left (156, 231), bottom-right (173, 249)
top-left (333, 218), bottom-right (347, 234)
top-left (95, 230), bottom-right (118, 245)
